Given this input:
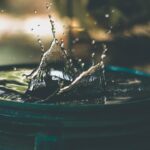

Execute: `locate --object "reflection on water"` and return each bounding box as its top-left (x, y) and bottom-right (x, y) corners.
top-left (0, 67), bottom-right (150, 105)
top-left (0, 68), bottom-right (30, 102)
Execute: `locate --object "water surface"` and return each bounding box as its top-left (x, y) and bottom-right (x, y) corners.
top-left (0, 67), bottom-right (150, 105)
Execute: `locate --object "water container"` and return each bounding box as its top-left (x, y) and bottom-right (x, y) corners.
top-left (0, 65), bottom-right (150, 150)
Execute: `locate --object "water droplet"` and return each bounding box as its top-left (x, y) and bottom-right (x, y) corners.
top-left (105, 14), bottom-right (110, 18)
top-left (101, 54), bottom-right (106, 59)
top-left (72, 38), bottom-right (79, 44)
top-left (75, 38), bottom-right (79, 42)
top-left (61, 43), bottom-right (64, 48)
top-left (78, 59), bottom-right (82, 63)
top-left (38, 39), bottom-right (42, 44)
top-left (112, 80), bottom-right (115, 83)
top-left (104, 48), bottom-right (108, 53)
top-left (49, 15), bottom-right (56, 39)
top-left (31, 28), bottom-right (34, 31)
top-left (69, 59), bottom-right (72, 63)
top-left (91, 40), bottom-right (95, 45)
top-left (91, 52), bottom-right (95, 58)
top-left (81, 63), bottom-right (85, 68)
top-left (100, 60), bottom-right (104, 65)
top-left (111, 10), bottom-right (115, 13)
top-left (34, 10), bottom-right (37, 14)
top-left (103, 44), bottom-right (107, 50)
top-left (101, 64), bottom-right (104, 69)
top-left (37, 24), bottom-right (40, 27)
top-left (138, 88), bottom-right (142, 92)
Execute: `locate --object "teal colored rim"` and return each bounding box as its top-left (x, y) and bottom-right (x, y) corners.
top-left (106, 65), bottom-right (150, 77)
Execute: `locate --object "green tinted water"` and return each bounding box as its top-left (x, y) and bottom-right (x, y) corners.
top-left (0, 68), bottom-right (31, 102)
top-left (0, 67), bottom-right (150, 104)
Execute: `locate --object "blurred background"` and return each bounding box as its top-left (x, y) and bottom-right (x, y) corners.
top-left (0, 0), bottom-right (150, 71)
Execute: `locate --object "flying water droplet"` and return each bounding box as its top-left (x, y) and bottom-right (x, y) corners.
top-left (138, 87), bottom-right (142, 92)
top-left (112, 80), bottom-right (115, 83)
top-left (72, 38), bottom-right (80, 44)
top-left (81, 63), bottom-right (85, 68)
top-left (69, 59), bottom-right (73, 63)
top-left (38, 39), bottom-right (42, 44)
top-left (105, 14), bottom-right (110, 18)
top-left (78, 59), bottom-right (82, 63)
top-left (101, 54), bottom-right (106, 59)
top-left (49, 15), bottom-right (56, 39)
top-left (36, 35), bottom-right (45, 52)
top-left (91, 52), bottom-right (96, 66)
top-left (34, 10), bottom-right (37, 14)
top-left (102, 44), bottom-right (108, 52)
top-left (75, 38), bottom-right (79, 42)
top-left (91, 40), bottom-right (95, 45)
top-left (91, 52), bottom-right (95, 58)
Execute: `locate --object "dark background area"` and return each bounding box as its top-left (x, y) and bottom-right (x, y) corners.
top-left (0, 0), bottom-right (150, 71)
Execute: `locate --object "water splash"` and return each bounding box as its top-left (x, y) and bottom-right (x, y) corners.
top-left (101, 44), bottom-right (108, 87)
top-left (48, 15), bottom-right (56, 39)
top-left (26, 10), bottom-right (110, 101)
top-left (30, 27), bottom-right (45, 52)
